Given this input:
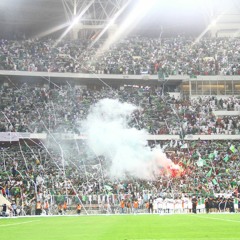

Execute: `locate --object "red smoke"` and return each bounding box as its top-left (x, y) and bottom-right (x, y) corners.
top-left (166, 164), bottom-right (183, 178)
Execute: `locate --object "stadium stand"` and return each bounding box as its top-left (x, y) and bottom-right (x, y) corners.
top-left (1, 36), bottom-right (240, 76)
top-left (1, 36), bottom-right (240, 216)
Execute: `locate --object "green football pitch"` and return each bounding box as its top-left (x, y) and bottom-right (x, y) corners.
top-left (1, 214), bottom-right (240, 240)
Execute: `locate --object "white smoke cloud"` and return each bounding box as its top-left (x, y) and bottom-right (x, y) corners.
top-left (82, 98), bottom-right (179, 180)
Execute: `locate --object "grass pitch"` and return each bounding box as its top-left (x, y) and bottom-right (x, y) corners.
top-left (1, 214), bottom-right (240, 240)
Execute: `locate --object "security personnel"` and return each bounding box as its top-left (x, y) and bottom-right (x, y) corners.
top-left (44, 201), bottom-right (49, 215)
top-left (58, 204), bottom-right (63, 215)
top-left (120, 199), bottom-right (125, 214)
top-left (126, 200), bottom-right (132, 214)
top-left (63, 201), bottom-right (67, 215)
top-left (76, 203), bottom-right (82, 215)
top-left (36, 201), bottom-right (42, 215)
top-left (133, 200), bottom-right (139, 214)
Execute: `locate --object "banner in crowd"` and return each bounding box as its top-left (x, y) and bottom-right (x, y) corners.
top-left (0, 132), bottom-right (19, 142)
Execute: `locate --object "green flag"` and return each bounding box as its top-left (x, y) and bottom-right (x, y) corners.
top-left (104, 185), bottom-right (112, 191)
top-left (208, 153), bottom-right (215, 159)
top-left (197, 159), bottom-right (204, 167)
top-left (223, 155), bottom-right (229, 162)
top-left (206, 169), bottom-right (212, 177)
top-left (192, 152), bottom-right (199, 159)
top-left (230, 145), bottom-right (236, 153)
top-left (212, 179), bottom-right (218, 185)
top-left (197, 158), bottom-right (206, 167)
top-left (181, 143), bottom-right (188, 149)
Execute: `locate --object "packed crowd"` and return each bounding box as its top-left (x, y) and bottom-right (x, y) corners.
top-left (0, 81), bottom-right (240, 216)
top-left (1, 83), bottom-right (240, 135)
top-left (1, 36), bottom-right (240, 76)
top-left (0, 137), bottom-right (240, 215)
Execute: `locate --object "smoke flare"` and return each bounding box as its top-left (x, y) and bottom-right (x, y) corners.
top-left (82, 98), bottom-right (180, 180)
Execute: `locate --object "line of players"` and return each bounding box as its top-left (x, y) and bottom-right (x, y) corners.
top-left (2, 195), bottom-right (239, 216)
top-left (141, 195), bottom-right (239, 214)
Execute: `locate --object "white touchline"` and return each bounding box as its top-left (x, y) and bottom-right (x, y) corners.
top-left (128, 238), bottom-right (240, 240)
top-left (0, 220), bottom-right (40, 227)
top-left (194, 215), bottom-right (240, 223)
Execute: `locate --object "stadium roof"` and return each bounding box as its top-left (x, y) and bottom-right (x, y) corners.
top-left (0, 0), bottom-right (240, 39)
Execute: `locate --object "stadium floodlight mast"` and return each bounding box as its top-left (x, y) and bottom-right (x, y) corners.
top-left (61, 0), bottom-right (131, 40)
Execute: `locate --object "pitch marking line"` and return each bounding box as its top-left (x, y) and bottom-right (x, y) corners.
top-left (0, 220), bottom-right (40, 227)
top-left (193, 215), bottom-right (240, 223)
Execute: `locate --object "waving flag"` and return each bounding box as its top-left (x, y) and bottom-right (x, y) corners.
top-left (230, 145), bottom-right (236, 153)
top-left (206, 169), bottom-right (212, 177)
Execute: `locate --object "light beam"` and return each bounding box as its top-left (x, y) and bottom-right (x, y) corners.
top-left (95, 0), bottom-right (158, 57)
top-left (54, 0), bottom-right (94, 47)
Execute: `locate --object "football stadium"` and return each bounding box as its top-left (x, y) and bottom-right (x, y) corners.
top-left (1, 0), bottom-right (240, 239)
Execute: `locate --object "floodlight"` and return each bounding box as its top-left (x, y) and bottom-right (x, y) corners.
top-left (71, 16), bottom-right (80, 27)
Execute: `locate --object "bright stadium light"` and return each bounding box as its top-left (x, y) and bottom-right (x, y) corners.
top-left (97, 0), bottom-right (157, 55)
top-left (54, 0), bottom-right (94, 47)
top-left (210, 19), bottom-right (217, 27)
top-left (71, 16), bottom-right (80, 27)
top-left (90, 0), bottom-right (132, 48)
